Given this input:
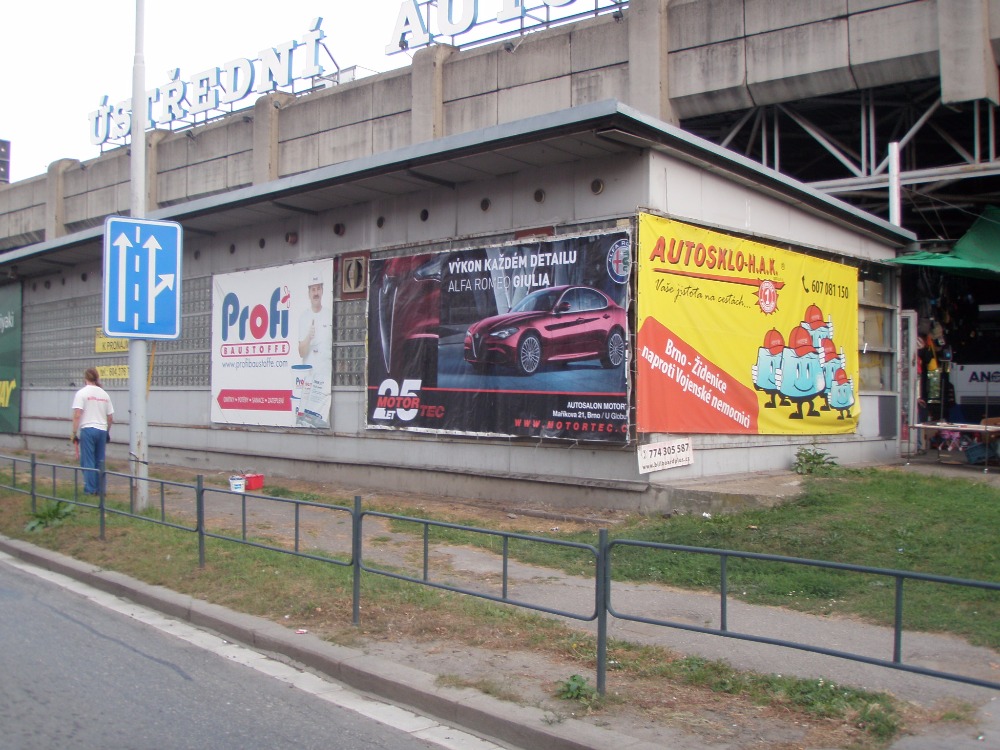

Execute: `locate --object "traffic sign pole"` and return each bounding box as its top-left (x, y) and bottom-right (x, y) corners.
top-left (131, 0), bottom-right (148, 510)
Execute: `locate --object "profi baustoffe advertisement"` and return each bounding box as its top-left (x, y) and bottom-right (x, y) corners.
top-left (366, 231), bottom-right (632, 444)
top-left (0, 282), bottom-right (21, 434)
top-left (211, 260), bottom-right (334, 428)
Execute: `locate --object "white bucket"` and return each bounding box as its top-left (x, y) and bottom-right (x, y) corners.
top-left (229, 475), bottom-right (245, 493)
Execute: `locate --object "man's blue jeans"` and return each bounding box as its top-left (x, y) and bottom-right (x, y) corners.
top-left (79, 427), bottom-right (107, 494)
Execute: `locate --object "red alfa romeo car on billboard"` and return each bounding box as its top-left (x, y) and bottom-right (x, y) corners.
top-left (374, 254), bottom-right (443, 383)
top-left (464, 285), bottom-right (627, 375)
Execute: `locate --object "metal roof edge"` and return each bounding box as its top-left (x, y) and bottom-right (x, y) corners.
top-left (156, 99), bottom-right (632, 222)
top-left (0, 225), bottom-right (104, 266)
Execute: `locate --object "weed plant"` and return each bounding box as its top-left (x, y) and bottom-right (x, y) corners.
top-left (555, 674), bottom-right (598, 706)
top-left (793, 445), bottom-right (839, 475)
top-left (24, 500), bottom-right (74, 532)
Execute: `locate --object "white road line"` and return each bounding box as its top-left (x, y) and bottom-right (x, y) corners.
top-left (0, 551), bottom-right (509, 750)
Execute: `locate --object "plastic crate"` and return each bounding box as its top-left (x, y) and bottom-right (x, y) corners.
top-left (243, 473), bottom-right (265, 490)
top-left (964, 442), bottom-right (998, 465)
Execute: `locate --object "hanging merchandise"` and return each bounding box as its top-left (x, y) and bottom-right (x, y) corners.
top-left (930, 319), bottom-right (946, 347)
top-left (926, 336), bottom-right (941, 400)
top-left (926, 369), bottom-right (941, 400)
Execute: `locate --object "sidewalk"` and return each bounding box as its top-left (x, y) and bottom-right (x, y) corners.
top-left (2, 455), bottom-right (998, 749)
top-left (420, 457), bottom-right (1000, 748)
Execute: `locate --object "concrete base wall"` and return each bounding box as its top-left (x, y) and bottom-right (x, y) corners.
top-left (0, 430), bottom-right (900, 515)
top-left (10, 383), bottom-right (898, 515)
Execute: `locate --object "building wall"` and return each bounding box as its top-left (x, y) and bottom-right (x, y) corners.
top-left (641, 150), bottom-right (901, 493)
top-left (11, 153), bottom-right (660, 508)
top-left (0, 0), bottom-right (914, 510)
top-left (6, 145), bottom-right (902, 512)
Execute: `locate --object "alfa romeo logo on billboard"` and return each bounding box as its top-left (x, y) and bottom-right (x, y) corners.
top-left (607, 238), bottom-right (631, 284)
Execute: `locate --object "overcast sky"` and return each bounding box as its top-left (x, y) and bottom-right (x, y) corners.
top-left (0, 1), bottom-right (415, 183)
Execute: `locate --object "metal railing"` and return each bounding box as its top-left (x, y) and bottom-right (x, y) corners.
top-left (605, 539), bottom-right (1000, 692)
top-left (1, 453), bottom-right (997, 695)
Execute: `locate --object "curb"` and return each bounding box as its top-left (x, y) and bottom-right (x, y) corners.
top-left (0, 534), bottom-right (665, 750)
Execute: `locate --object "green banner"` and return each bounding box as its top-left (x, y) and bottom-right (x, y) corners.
top-left (0, 283), bottom-right (21, 433)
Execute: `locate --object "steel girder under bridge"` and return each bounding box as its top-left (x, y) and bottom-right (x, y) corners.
top-left (683, 79), bottom-right (1000, 246)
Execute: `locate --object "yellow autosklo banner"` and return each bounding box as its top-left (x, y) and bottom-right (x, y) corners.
top-left (637, 214), bottom-right (859, 435)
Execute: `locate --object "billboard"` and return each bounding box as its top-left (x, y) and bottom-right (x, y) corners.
top-left (0, 283), bottom-right (21, 433)
top-left (367, 232), bottom-right (632, 443)
top-left (211, 260), bottom-right (334, 428)
top-left (637, 214), bottom-right (859, 435)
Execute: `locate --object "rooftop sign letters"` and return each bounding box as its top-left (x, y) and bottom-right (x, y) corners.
top-left (89, 19), bottom-right (330, 147)
top-left (89, 3), bottom-right (626, 146)
top-left (386, 1), bottom-right (621, 55)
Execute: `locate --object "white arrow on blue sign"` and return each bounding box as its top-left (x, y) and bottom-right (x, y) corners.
top-left (103, 216), bottom-right (183, 339)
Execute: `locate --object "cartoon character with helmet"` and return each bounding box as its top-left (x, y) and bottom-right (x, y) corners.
top-left (751, 328), bottom-right (790, 408)
top-left (827, 368), bottom-right (855, 419)
top-left (817, 338), bottom-right (845, 411)
top-left (774, 324), bottom-right (826, 419)
top-left (802, 303), bottom-right (833, 349)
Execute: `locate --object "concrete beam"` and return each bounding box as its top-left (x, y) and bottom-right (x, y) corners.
top-left (990, 0), bottom-right (1000, 63)
top-left (745, 0), bottom-right (848, 35)
top-left (848, 0), bottom-right (914, 10)
top-left (669, 40), bottom-right (754, 119)
top-left (747, 18), bottom-right (857, 105)
top-left (253, 92), bottom-right (296, 185)
top-left (44, 159), bottom-right (80, 240)
top-left (412, 45), bottom-right (456, 144)
top-left (939, 0), bottom-right (999, 104)
top-left (668, 0), bottom-right (745, 48)
top-left (145, 130), bottom-right (169, 209)
top-left (848, 0), bottom-right (939, 89)
top-left (629, 0), bottom-right (677, 124)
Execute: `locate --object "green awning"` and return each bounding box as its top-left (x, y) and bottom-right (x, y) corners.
top-left (891, 205), bottom-right (1000, 278)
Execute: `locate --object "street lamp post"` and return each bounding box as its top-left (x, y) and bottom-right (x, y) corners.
top-left (129, 0), bottom-right (149, 510)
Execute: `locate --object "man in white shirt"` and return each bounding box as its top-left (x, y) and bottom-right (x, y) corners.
top-left (71, 367), bottom-right (114, 494)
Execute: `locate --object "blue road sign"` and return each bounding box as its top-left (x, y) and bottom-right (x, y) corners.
top-left (103, 217), bottom-right (183, 339)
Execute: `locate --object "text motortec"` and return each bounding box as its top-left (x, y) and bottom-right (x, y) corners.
top-left (371, 379), bottom-right (445, 421)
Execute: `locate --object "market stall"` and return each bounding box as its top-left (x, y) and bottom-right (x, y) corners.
top-left (893, 207), bottom-right (1000, 465)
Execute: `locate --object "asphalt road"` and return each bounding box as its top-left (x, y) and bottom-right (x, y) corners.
top-left (0, 555), bottom-right (505, 750)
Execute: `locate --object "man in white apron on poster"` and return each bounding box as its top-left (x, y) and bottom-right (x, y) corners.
top-left (297, 273), bottom-right (333, 427)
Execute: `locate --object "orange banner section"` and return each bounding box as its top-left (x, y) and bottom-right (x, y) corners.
top-left (637, 214), bottom-right (859, 435)
top-left (637, 317), bottom-right (760, 433)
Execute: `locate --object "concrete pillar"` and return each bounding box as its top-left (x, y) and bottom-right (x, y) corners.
top-left (411, 45), bottom-right (456, 143)
top-left (144, 130), bottom-right (169, 210)
top-left (628, 0), bottom-right (677, 124)
top-left (252, 92), bottom-right (296, 185)
top-left (939, 0), bottom-right (999, 105)
top-left (44, 159), bottom-right (79, 240)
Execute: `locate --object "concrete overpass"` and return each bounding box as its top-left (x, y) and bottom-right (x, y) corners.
top-left (3, 0), bottom-right (997, 254)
